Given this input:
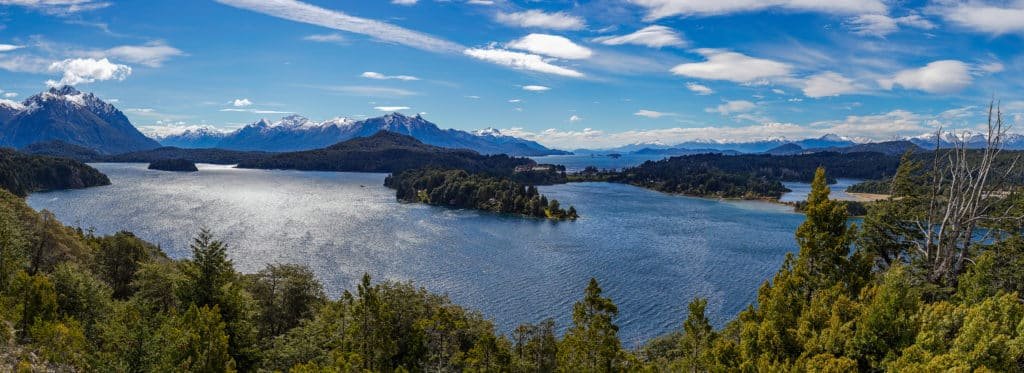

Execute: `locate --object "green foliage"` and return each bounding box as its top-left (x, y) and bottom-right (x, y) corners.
top-left (386, 168), bottom-right (579, 220)
top-left (157, 305), bottom-right (237, 372)
top-left (513, 318), bottom-right (558, 372)
top-left (246, 263), bottom-right (326, 339)
top-left (91, 231), bottom-right (155, 299)
top-left (49, 263), bottom-right (112, 336)
top-left (558, 278), bottom-right (626, 372)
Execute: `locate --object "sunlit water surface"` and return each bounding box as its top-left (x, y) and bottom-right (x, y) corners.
top-left (27, 163), bottom-right (807, 346)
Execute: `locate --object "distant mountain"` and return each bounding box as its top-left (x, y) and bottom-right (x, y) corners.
top-left (236, 131), bottom-right (533, 174)
top-left (153, 113), bottom-right (568, 156)
top-left (764, 143), bottom-right (804, 155)
top-left (907, 131), bottom-right (1024, 150)
top-left (0, 86), bottom-right (160, 154)
top-left (825, 140), bottom-right (921, 156)
top-left (633, 147), bottom-right (742, 156)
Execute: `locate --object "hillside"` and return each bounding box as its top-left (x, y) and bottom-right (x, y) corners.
top-left (105, 146), bottom-right (273, 164)
top-left (0, 148), bottom-right (110, 196)
top-left (236, 131), bottom-right (533, 174)
top-left (0, 86), bottom-right (160, 154)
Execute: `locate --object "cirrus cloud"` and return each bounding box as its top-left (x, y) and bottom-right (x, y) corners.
top-left (632, 0), bottom-right (887, 20)
top-left (464, 48), bottom-right (584, 78)
top-left (506, 34), bottom-right (593, 60)
top-left (495, 10), bottom-right (586, 30)
top-left (594, 25), bottom-right (687, 48)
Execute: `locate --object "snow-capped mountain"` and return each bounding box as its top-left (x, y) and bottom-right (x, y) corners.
top-left (905, 131), bottom-right (1024, 150)
top-left (0, 86), bottom-right (160, 154)
top-left (158, 112), bottom-right (568, 156)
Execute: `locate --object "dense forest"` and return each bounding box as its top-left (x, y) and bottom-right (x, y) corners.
top-left (385, 168), bottom-right (578, 220)
top-left (0, 148), bottom-right (110, 197)
top-left (148, 158), bottom-right (199, 172)
top-left (236, 131), bottom-right (533, 175)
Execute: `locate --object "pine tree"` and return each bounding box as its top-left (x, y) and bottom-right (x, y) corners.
top-left (558, 278), bottom-right (623, 372)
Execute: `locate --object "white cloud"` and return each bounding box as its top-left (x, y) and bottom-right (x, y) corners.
top-left (569, 114), bottom-right (582, 122)
top-left (506, 34), bottom-right (593, 60)
top-left (847, 14), bottom-right (937, 37)
top-left (232, 98), bottom-right (253, 107)
top-left (979, 61), bottom-right (1004, 73)
top-left (670, 49), bottom-right (792, 83)
top-left (102, 41), bottom-right (185, 67)
top-left (0, 0), bottom-right (111, 15)
top-left (522, 85), bottom-right (550, 91)
top-left (634, 109), bottom-right (675, 118)
top-left (391, 0), bottom-right (416, 5)
top-left (802, 71), bottom-right (861, 98)
top-left (46, 57), bottom-right (131, 87)
top-left (498, 109), bottom-right (947, 149)
top-left (932, 2), bottom-right (1024, 35)
top-left (772, 88), bottom-right (785, 95)
top-left (593, 25), bottom-right (687, 48)
top-left (879, 60), bottom-right (972, 94)
top-left (632, 0), bottom-right (887, 20)
top-left (464, 48), bottom-right (584, 78)
top-left (467, 0), bottom-right (493, 4)
top-left (215, 0), bottom-right (464, 53)
top-left (0, 44), bottom-right (24, 52)
top-left (308, 85), bottom-right (419, 97)
top-left (508, 99), bottom-right (521, 103)
top-left (495, 10), bottom-right (586, 30)
top-left (220, 108), bottom-right (292, 114)
top-left (303, 33), bottom-right (348, 45)
top-left (374, 106), bottom-right (411, 111)
top-left (3, 92), bottom-right (17, 98)
top-left (361, 71), bottom-right (420, 81)
top-left (707, 100), bottom-right (756, 115)
top-left (685, 82), bottom-right (713, 95)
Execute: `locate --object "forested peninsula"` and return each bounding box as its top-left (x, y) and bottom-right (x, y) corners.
top-left (0, 148), bottom-right (110, 197)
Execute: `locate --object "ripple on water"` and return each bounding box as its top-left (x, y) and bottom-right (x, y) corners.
top-left (27, 163), bottom-right (805, 346)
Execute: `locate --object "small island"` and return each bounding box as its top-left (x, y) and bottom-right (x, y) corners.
top-left (385, 168), bottom-right (578, 220)
top-left (148, 158), bottom-right (199, 172)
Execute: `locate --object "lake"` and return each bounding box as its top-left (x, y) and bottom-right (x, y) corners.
top-left (27, 163), bottom-right (807, 346)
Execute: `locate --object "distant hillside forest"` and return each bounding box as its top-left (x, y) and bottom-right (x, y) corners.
top-left (571, 152), bottom-right (903, 199)
top-left (386, 168), bottom-right (578, 220)
top-left (236, 131), bottom-right (533, 175)
top-left (0, 148), bottom-right (109, 196)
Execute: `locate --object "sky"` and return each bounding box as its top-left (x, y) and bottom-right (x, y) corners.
top-left (0, 0), bottom-right (1022, 149)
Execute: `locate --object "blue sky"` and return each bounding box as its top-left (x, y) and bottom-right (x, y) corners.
top-left (0, 0), bottom-right (1022, 149)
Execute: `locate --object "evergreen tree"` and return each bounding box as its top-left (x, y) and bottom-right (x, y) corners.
top-left (558, 278), bottom-right (624, 372)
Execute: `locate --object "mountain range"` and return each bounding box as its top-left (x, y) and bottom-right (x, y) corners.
top-left (0, 86), bottom-right (160, 154)
top-left (152, 113), bottom-right (568, 156)
top-left (581, 132), bottom-right (1024, 156)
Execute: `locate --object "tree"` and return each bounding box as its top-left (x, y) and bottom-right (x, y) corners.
top-left (15, 271), bottom-right (58, 341)
top-left (558, 278), bottom-right (623, 372)
top-left (0, 201), bottom-right (26, 290)
top-left (674, 298), bottom-right (716, 372)
top-left (184, 228), bottom-right (233, 307)
top-left (794, 167), bottom-right (859, 290)
top-left (94, 231), bottom-right (151, 299)
top-left (247, 263), bottom-right (325, 338)
top-left (157, 305), bottom-right (237, 372)
top-left (513, 318), bottom-right (558, 372)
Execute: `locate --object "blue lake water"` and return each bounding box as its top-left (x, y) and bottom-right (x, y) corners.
top-left (27, 163), bottom-right (807, 346)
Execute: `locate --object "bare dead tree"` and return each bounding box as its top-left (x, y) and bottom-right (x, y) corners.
top-left (910, 102), bottom-right (1022, 284)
